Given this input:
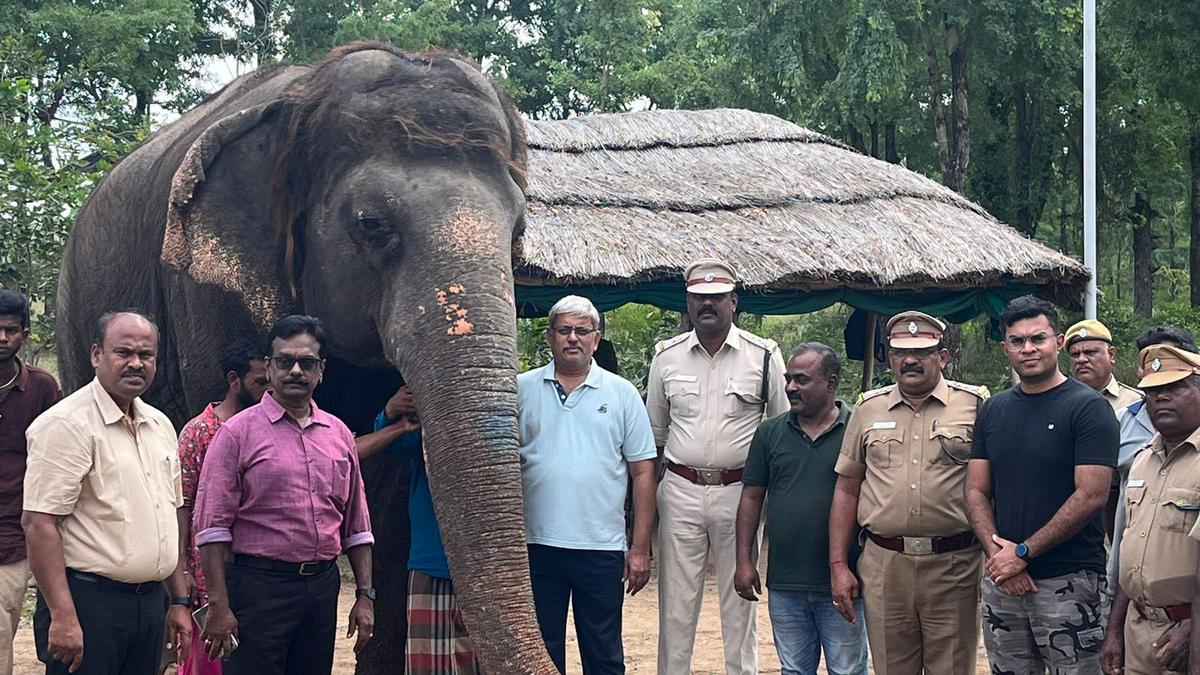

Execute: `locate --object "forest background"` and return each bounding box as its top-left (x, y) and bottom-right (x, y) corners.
top-left (3, 0), bottom-right (1199, 398)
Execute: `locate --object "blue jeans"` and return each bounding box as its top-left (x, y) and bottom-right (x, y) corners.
top-left (767, 590), bottom-right (868, 675)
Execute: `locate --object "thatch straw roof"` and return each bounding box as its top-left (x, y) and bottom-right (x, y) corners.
top-left (516, 108), bottom-right (1088, 308)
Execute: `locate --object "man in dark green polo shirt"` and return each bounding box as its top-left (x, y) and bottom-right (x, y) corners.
top-left (734, 342), bottom-right (867, 675)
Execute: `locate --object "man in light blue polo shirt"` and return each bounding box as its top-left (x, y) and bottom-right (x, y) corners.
top-left (518, 295), bottom-right (657, 675)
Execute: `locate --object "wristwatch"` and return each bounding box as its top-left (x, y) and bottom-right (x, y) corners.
top-left (1015, 542), bottom-right (1032, 561)
top-left (169, 596), bottom-right (192, 607)
top-left (355, 586), bottom-right (376, 601)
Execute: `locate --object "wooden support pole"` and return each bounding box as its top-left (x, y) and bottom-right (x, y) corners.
top-left (860, 311), bottom-right (878, 393)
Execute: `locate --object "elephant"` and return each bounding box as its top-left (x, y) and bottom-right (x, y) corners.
top-left (56, 41), bottom-right (558, 674)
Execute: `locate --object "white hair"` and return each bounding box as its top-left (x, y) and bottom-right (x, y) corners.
top-left (547, 295), bottom-right (600, 329)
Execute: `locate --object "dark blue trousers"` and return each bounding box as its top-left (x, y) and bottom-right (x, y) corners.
top-left (528, 545), bottom-right (625, 675)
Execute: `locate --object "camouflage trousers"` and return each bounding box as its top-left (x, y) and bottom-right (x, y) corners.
top-left (980, 570), bottom-right (1107, 675)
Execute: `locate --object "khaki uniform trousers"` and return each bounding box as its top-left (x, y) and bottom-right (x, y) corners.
top-left (858, 539), bottom-right (982, 675)
top-left (657, 470), bottom-right (758, 675)
top-left (1122, 612), bottom-right (1187, 675)
top-left (0, 558), bottom-right (31, 675)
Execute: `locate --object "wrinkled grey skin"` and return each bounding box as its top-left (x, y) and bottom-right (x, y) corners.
top-left (57, 43), bottom-right (557, 675)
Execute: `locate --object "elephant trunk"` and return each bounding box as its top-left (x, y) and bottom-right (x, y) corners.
top-left (380, 224), bottom-right (557, 674)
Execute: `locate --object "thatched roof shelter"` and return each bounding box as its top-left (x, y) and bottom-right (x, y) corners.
top-left (513, 108), bottom-right (1088, 322)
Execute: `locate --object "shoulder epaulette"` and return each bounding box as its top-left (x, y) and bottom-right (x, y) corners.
top-left (739, 331), bottom-right (778, 353)
top-left (855, 385), bottom-right (894, 405)
top-left (947, 380), bottom-right (991, 399)
top-left (654, 332), bottom-right (690, 355)
top-left (1120, 381), bottom-right (1144, 396)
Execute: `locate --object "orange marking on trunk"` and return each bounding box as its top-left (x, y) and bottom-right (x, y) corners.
top-left (448, 318), bottom-right (475, 335)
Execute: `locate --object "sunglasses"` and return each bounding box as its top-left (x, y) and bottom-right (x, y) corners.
top-left (270, 356), bottom-right (323, 372)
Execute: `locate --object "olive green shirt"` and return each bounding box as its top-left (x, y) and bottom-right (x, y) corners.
top-left (743, 402), bottom-right (854, 592)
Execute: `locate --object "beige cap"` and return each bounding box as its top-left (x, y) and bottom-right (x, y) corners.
top-left (684, 258), bottom-right (737, 294)
top-left (1136, 344), bottom-right (1200, 388)
top-left (1064, 319), bottom-right (1113, 348)
top-left (886, 311), bottom-right (946, 349)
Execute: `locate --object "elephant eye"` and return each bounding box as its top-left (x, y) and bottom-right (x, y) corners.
top-left (358, 216), bottom-right (384, 232)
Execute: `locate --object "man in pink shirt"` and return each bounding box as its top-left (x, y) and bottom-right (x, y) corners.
top-left (193, 315), bottom-right (375, 674)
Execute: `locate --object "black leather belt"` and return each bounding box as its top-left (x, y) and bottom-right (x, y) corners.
top-left (867, 530), bottom-right (977, 555)
top-left (233, 554), bottom-right (336, 576)
top-left (67, 569), bottom-right (162, 594)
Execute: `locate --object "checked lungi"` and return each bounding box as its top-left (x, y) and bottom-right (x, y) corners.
top-left (406, 570), bottom-right (482, 675)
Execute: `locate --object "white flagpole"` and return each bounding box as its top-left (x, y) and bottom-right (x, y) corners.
top-left (1084, 0), bottom-right (1098, 319)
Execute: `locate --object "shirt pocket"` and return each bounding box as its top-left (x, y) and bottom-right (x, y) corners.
top-left (931, 425), bottom-right (973, 467)
top-left (666, 379), bottom-right (702, 418)
top-left (865, 428), bottom-right (905, 469)
top-left (1126, 484), bottom-right (1147, 524)
top-left (1159, 487), bottom-right (1200, 534)
top-left (724, 378), bottom-right (764, 418)
top-left (321, 456), bottom-right (351, 508)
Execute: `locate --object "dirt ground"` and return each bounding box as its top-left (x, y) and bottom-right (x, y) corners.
top-left (11, 562), bottom-right (993, 674)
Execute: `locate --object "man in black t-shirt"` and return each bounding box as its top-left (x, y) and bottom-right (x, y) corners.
top-left (966, 296), bottom-right (1119, 674)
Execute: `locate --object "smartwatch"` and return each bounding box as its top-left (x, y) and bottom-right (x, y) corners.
top-left (169, 596), bottom-right (192, 607)
top-left (355, 586), bottom-right (376, 601)
top-left (1015, 542), bottom-right (1032, 561)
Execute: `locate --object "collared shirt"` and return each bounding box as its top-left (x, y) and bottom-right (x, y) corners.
top-left (518, 361), bottom-right (657, 551)
top-left (1107, 400), bottom-right (1156, 597)
top-left (1101, 375), bottom-right (1142, 412)
top-left (1119, 425), bottom-right (1200, 608)
top-left (744, 402), bottom-right (854, 592)
top-left (193, 394), bottom-right (373, 562)
top-left (646, 325), bottom-right (788, 469)
top-left (0, 359), bottom-right (61, 564)
top-left (178, 402), bottom-right (223, 604)
top-left (24, 378), bottom-right (181, 583)
top-left (835, 377), bottom-right (985, 538)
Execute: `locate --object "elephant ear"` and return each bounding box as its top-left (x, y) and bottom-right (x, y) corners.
top-left (161, 100), bottom-right (297, 330)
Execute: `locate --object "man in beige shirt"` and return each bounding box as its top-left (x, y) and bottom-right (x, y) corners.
top-left (829, 311), bottom-right (989, 675)
top-left (1065, 319), bottom-right (1142, 412)
top-left (1100, 344), bottom-right (1200, 675)
top-left (646, 258), bottom-right (788, 675)
top-left (23, 311), bottom-right (191, 675)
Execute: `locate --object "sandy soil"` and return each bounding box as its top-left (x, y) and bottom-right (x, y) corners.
top-left (12, 562), bottom-right (993, 674)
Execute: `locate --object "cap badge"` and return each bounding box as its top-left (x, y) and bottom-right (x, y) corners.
top-left (1078, 328), bottom-right (1088, 338)
top-left (1152, 358), bottom-right (1162, 372)
top-left (908, 321), bottom-right (918, 335)
top-left (704, 273), bottom-right (714, 282)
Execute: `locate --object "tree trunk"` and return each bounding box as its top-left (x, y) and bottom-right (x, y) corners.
top-left (1013, 81), bottom-right (1036, 235)
top-left (846, 124), bottom-right (867, 154)
top-left (1191, 118), bottom-right (1200, 307)
top-left (250, 0), bottom-right (275, 63)
top-left (869, 118), bottom-right (879, 159)
top-left (885, 122), bottom-right (900, 164)
top-left (921, 15), bottom-right (951, 183)
top-left (946, 21), bottom-right (970, 193)
top-left (1133, 192), bottom-right (1155, 318)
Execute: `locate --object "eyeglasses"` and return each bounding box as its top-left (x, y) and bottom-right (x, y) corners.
top-left (270, 356), bottom-right (323, 372)
top-left (552, 326), bottom-right (596, 337)
top-left (1005, 333), bottom-right (1053, 351)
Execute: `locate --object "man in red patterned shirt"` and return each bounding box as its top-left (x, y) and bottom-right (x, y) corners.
top-left (176, 338), bottom-right (267, 674)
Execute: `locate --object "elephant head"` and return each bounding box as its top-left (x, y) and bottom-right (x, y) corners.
top-left (161, 42), bottom-right (555, 674)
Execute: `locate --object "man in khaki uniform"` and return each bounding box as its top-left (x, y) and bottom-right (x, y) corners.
top-left (1100, 344), bottom-right (1200, 675)
top-left (829, 311), bottom-right (988, 675)
top-left (646, 258), bottom-right (788, 675)
top-left (1065, 319), bottom-right (1142, 412)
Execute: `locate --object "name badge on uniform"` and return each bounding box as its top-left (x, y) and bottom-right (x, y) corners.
top-left (1127, 479), bottom-right (1146, 488)
top-left (673, 375), bottom-right (698, 383)
top-left (871, 421), bottom-right (897, 430)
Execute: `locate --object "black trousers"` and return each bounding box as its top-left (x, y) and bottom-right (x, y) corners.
top-left (223, 561), bottom-right (340, 675)
top-left (33, 572), bottom-right (166, 675)
top-left (528, 545), bottom-right (625, 675)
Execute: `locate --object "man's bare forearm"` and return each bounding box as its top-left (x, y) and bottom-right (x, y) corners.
top-left (735, 486), bottom-right (766, 566)
top-left (354, 423), bottom-right (412, 459)
top-left (22, 511), bottom-right (76, 619)
top-left (964, 459), bottom-right (1000, 556)
top-left (629, 462), bottom-right (657, 553)
top-left (828, 476), bottom-right (862, 562)
top-left (346, 545), bottom-right (372, 588)
top-left (1025, 474), bottom-right (1111, 556)
top-left (166, 510), bottom-right (190, 597)
top-left (1107, 581), bottom-right (1131, 641)
top-left (199, 543), bottom-right (232, 607)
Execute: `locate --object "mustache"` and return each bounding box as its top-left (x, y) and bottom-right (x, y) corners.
top-left (121, 369), bottom-right (145, 377)
top-left (900, 364), bottom-right (924, 374)
top-left (697, 307), bottom-right (718, 316)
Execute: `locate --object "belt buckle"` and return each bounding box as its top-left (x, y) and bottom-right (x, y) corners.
top-left (1145, 606), bottom-right (1171, 624)
top-left (695, 468), bottom-right (723, 486)
top-left (298, 561), bottom-right (321, 576)
top-left (902, 537), bottom-right (934, 555)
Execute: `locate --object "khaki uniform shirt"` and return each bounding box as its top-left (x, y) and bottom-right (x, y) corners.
top-left (646, 325), bottom-right (788, 469)
top-left (835, 377), bottom-right (987, 538)
top-left (1119, 425), bottom-right (1200, 608)
top-left (1101, 375), bottom-right (1142, 412)
top-left (24, 378), bottom-right (182, 583)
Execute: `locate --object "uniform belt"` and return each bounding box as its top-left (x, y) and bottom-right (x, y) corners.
top-left (866, 530), bottom-right (977, 556)
top-left (1135, 602), bottom-right (1192, 624)
top-left (665, 460), bottom-right (743, 486)
top-left (66, 569), bottom-right (162, 594)
top-left (233, 554), bottom-right (336, 576)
